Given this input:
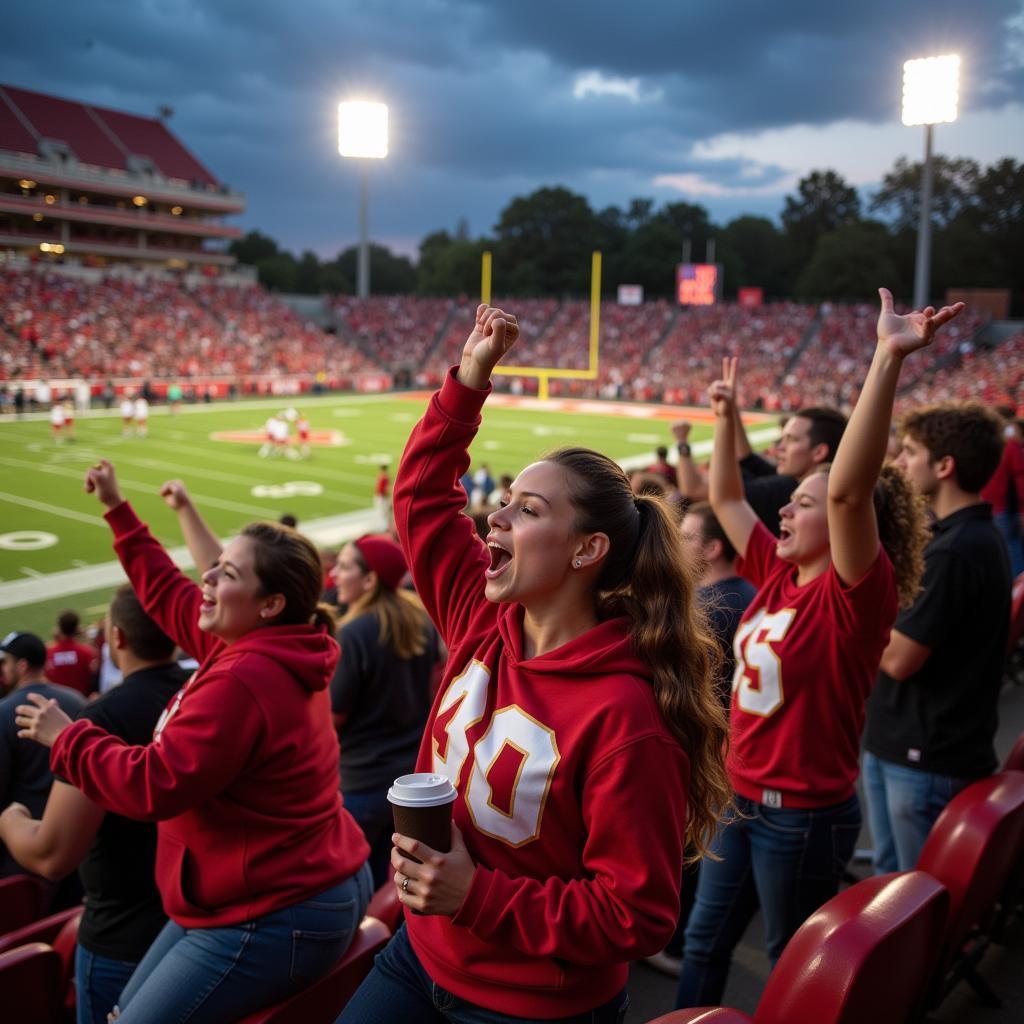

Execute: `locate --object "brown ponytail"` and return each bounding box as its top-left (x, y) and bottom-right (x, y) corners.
top-left (547, 447), bottom-right (732, 861)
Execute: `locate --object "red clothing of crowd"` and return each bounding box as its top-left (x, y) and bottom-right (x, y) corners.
top-left (45, 637), bottom-right (98, 697)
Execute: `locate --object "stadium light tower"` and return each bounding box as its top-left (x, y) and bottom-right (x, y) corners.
top-left (337, 100), bottom-right (389, 300)
top-left (902, 54), bottom-right (960, 310)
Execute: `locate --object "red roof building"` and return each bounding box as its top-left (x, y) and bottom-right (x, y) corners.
top-left (0, 84), bottom-right (245, 273)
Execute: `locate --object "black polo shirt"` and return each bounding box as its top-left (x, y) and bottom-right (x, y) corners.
top-left (864, 503), bottom-right (1011, 778)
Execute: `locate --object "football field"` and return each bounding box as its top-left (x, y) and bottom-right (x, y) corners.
top-left (0, 392), bottom-right (773, 637)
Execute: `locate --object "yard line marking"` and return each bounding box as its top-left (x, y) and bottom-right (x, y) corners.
top-left (0, 490), bottom-right (108, 527)
top-left (19, 567), bottom-right (44, 578)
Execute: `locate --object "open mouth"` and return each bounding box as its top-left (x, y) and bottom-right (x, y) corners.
top-left (778, 525), bottom-right (793, 541)
top-left (199, 591), bottom-right (216, 614)
top-left (485, 540), bottom-right (512, 579)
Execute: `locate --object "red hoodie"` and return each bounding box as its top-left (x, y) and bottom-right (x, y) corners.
top-left (393, 370), bottom-right (690, 1019)
top-left (50, 502), bottom-right (369, 929)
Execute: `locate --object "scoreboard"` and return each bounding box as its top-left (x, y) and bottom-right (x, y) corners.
top-left (677, 263), bottom-right (721, 306)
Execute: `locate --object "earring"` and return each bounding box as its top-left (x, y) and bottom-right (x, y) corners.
top-left (573, 559), bottom-right (582, 568)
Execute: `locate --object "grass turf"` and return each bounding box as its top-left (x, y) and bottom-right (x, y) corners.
top-left (0, 392), bottom-right (722, 637)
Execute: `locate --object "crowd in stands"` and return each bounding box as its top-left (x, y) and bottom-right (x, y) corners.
top-left (0, 266), bottom-right (1018, 417)
top-left (1, 292), bottom-right (1021, 1023)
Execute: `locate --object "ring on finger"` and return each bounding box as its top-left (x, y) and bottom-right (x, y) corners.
top-left (402, 875), bottom-right (410, 894)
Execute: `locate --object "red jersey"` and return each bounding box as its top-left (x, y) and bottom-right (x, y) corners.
top-left (393, 370), bottom-right (689, 1018)
top-left (374, 471), bottom-right (390, 498)
top-left (728, 521), bottom-right (897, 809)
top-left (46, 638), bottom-right (97, 696)
top-left (981, 438), bottom-right (1024, 516)
top-left (51, 502), bottom-right (368, 929)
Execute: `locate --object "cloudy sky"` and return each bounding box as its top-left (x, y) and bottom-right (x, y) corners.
top-left (3, 0), bottom-right (1023, 258)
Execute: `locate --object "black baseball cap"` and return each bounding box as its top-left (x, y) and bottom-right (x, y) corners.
top-left (0, 631), bottom-right (47, 668)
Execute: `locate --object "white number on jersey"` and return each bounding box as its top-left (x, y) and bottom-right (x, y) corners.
top-left (732, 608), bottom-right (797, 717)
top-left (431, 661), bottom-right (561, 847)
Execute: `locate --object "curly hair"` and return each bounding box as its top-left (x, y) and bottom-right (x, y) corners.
top-left (872, 463), bottom-right (930, 610)
top-left (899, 402), bottom-right (1004, 494)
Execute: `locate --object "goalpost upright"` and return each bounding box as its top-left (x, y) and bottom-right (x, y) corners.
top-left (482, 251), bottom-right (602, 401)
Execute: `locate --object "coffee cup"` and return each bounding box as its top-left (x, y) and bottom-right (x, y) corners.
top-left (388, 773), bottom-right (457, 861)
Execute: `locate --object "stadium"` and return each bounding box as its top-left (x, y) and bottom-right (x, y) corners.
top-left (1, 25), bottom-right (1024, 1024)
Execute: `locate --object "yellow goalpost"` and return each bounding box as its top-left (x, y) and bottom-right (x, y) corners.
top-left (480, 250), bottom-right (602, 401)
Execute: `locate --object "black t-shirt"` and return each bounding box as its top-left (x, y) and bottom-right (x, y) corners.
top-left (0, 682), bottom-right (86, 877)
top-left (740, 455), bottom-right (796, 537)
top-left (61, 663), bottom-right (190, 960)
top-left (865, 503), bottom-right (1011, 778)
top-left (699, 576), bottom-right (758, 709)
top-left (331, 611), bottom-right (437, 793)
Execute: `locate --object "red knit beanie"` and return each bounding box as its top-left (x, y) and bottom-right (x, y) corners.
top-left (353, 534), bottom-right (407, 590)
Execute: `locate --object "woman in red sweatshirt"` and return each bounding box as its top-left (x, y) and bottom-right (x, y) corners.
top-left (16, 462), bottom-right (371, 1024)
top-left (337, 306), bottom-right (731, 1024)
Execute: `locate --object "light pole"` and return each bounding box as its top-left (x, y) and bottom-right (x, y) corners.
top-left (337, 100), bottom-right (389, 300)
top-left (901, 54), bottom-right (960, 311)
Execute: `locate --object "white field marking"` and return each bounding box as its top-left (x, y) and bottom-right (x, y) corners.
top-left (19, 567), bottom-right (44, 578)
top-left (388, 413), bottom-right (415, 422)
top-left (625, 433), bottom-right (665, 444)
top-left (482, 441), bottom-right (503, 450)
top-left (0, 531), bottom-right (59, 551)
top-left (0, 490), bottom-right (107, 527)
top-left (353, 454), bottom-right (393, 465)
top-left (0, 455), bottom-right (277, 518)
top-left (251, 482), bottom-right (324, 499)
top-left (0, 392), bottom-right (402, 426)
top-left (0, 506), bottom-right (384, 610)
top-left (71, 559), bottom-right (89, 568)
top-left (85, 603), bottom-right (110, 615)
top-left (332, 409), bottom-right (364, 417)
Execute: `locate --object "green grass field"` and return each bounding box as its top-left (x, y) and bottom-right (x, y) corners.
top-left (0, 392), bottom-right (756, 637)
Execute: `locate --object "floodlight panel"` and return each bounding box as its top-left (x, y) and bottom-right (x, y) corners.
top-left (337, 101), bottom-right (389, 158)
top-left (902, 54), bottom-right (960, 126)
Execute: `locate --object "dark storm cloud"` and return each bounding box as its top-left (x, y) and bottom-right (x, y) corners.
top-left (1, 0), bottom-right (1020, 254)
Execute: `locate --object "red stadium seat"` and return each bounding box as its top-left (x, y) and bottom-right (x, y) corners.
top-left (52, 906), bottom-right (83, 1014)
top-left (0, 942), bottom-right (64, 1023)
top-left (916, 770), bottom-right (1024, 1007)
top-left (0, 873), bottom-right (49, 935)
top-left (235, 915), bottom-right (391, 1024)
top-left (647, 872), bottom-right (949, 1024)
top-left (366, 870), bottom-right (402, 934)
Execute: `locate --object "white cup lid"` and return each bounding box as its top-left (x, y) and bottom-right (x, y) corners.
top-left (387, 773), bottom-right (457, 807)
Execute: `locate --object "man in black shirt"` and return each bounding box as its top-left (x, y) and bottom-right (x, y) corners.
top-left (0, 587), bottom-right (188, 1024)
top-left (864, 402), bottom-right (1009, 872)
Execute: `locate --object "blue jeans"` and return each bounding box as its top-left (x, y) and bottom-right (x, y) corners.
top-left (344, 786), bottom-right (396, 889)
top-left (863, 751), bottom-right (971, 872)
top-left (113, 863), bottom-right (372, 1023)
top-left (75, 944), bottom-right (138, 1024)
top-left (675, 794), bottom-right (861, 1009)
top-left (995, 511), bottom-right (1024, 577)
top-left (337, 923), bottom-right (629, 1023)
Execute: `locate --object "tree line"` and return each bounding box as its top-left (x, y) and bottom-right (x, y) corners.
top-left (229, 156), bottom-right (1024, 311)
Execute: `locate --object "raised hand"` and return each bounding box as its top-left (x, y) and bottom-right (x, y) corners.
top-left (458, 304), bottom-right (520, 390)
top-left (877, 287), bottom-right (965, 359)
top-left (160, 480), bottom-right (192, 511)
top-left (671, 421), bottom-right (692, 444)
top-left (708, 357), bottom-right (738, 419)
top-left (84, 459), bottom-right (124, 509)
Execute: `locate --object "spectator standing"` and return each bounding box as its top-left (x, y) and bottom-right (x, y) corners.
top-left (0, 632), bottom-right (86, 877)
top-left (675, 289), bottom-right (947, 1009)
top-left (330, 535), bottom-right (439, 886)
top-left (0, 588), bottom-right (189, 1024)
top-left (864, 401), bottom-right (1010, 872)
top-left (46, 611), bottom-right (99, 698)
top-left (374, 464), bottom-right (391, 528)
top-left (980, 406), bottom-right (1024, 576)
